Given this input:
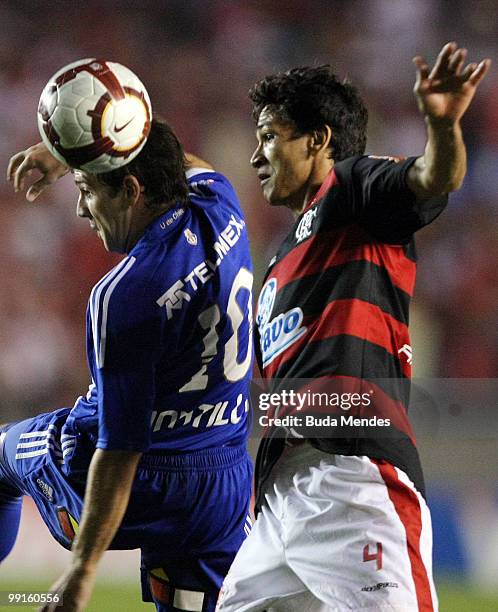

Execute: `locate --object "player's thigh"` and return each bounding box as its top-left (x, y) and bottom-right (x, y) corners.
top-left (216, 504), bottom-right (308, 612)
top-left (138, 447), bottom-right (253, 612)
top-left (132, 447), bottom-right (253, 557)
top-left (219, 590), bottom-right (333, 612)
top-left (265, 591), bottom-right (337, 612)
top-left (219, 587), bottom-right (332, 612)
top-left (285, 454), bottom-right (437, 611)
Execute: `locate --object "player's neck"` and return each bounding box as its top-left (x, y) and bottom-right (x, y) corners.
top-left (125, 203), bottom-right (178, 252)
top-left (123, 208), bottom-right (157, 252)
top-left (292, 158), bottom-right (334, 217)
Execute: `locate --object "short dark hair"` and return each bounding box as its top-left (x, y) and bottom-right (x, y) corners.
top-left (249, 65), bottom-right (368, 160)
top-left (97, 117), bottom-right (189, 211)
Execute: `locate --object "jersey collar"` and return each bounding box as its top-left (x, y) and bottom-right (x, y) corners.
top-left (139, 203), bottom-right (188, 245)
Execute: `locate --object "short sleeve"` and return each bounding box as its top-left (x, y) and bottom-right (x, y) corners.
top-left (334, 155), bottom-right (448, 244)
top-left (93, 257), bottom-right (163, 452)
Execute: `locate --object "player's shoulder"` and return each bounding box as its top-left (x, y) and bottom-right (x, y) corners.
top-left (89, 255), bottom-right (165, 368)
top-left (186, 168), bottom-right (240, 210)
top-left (186, 167), bottom-right (232, 189)
top-left (334, 154), bottom-right (403, 172)
top-left (334, 154), bottom-right (412, 184)
top-left (90, 253), bottom-right (161, 319)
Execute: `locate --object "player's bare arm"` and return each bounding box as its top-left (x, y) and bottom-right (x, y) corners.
top-left (185, 151), bottom-right (214, 170)
top-left (407, 42), bottom-right (490, 198)
top-left (41, 449), bottom-right (142, 612)
top-left (7, 142), bottom-right (69, 201)
top-left (7, 147), bottom-right (214, 201)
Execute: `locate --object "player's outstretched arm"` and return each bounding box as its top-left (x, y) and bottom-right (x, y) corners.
top-left (40, 448), bottom-right (142, 612)
top-left (7, 142), bottom-right (69, 202)
top-left (406, 42), bottom-right (491, 198)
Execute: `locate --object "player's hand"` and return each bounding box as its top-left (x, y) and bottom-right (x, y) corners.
top-left (6, 142), bottom-right (69, 202)
top-left (413, 42), bottom-right (491, 125)
top-left (39, 566), bottom-right (96, 612)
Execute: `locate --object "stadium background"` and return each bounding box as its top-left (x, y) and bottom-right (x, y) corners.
top-left (0, 1), bottom-right (497, 609)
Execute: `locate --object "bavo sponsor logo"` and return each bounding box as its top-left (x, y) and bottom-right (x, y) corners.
top-left (257, 278), bottom-right (307, 367)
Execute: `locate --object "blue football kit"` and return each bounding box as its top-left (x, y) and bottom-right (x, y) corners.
top-left (0, 169), bottom-right (254, 612)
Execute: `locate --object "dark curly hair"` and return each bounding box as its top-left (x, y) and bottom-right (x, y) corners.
top-left (97, 117), bottom-right (189, 211)
top-left (249, 65), bottom-right (368, 161)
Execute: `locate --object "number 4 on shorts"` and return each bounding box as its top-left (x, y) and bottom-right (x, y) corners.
top-left (363, 542), bottom-right (383, 570)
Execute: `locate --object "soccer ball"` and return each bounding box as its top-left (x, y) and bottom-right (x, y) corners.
top-left (37, 59), bottom-right (152, 173)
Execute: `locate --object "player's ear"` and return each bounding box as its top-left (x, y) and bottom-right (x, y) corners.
top-left (123, 175), bottom-right (142, 206)
top-left (310, 125), bottom-right (332, 155)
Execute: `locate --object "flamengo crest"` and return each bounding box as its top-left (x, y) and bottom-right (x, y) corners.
top-left (295, 207), bottom-right (318, 243)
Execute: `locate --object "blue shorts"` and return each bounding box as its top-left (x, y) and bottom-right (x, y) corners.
top-left (0, 411), bottom-right (253, 612)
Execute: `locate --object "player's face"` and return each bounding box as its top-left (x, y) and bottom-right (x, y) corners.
top-left (74, 170), bottom-right (132, 253)
top-left (251, 106), bottom-right (314, 211)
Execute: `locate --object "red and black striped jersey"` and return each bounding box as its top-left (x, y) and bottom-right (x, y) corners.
top-left (254, 155), bottom-right (447, 504)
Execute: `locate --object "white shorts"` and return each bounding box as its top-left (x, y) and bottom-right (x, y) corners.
top-left (217, 442), bottom-right (437, 611)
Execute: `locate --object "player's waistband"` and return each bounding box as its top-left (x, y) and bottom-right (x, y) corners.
top-left (139, 443), bottom-right (249, 471)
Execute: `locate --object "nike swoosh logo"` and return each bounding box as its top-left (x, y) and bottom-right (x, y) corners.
top-left (114, 117), bottom-right (134, 132)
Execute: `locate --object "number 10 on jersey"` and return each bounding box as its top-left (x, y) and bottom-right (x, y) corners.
top-left (180, 268), bottom-right (253, 392)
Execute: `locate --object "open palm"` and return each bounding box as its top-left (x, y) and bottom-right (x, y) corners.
top-left (413, 42), bottom-right (490, 123)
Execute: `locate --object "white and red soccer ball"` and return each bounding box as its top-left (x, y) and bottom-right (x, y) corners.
top-left (37, 59), bottom-right (152, 173)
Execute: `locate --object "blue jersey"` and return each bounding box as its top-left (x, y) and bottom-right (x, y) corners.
top-left (61, 169), bottom-right (253, 470)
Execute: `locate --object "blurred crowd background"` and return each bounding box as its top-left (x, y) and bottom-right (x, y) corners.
top-left (1, 0), bottom-right (497, 600)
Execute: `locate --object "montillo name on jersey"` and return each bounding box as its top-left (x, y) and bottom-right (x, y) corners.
top-left (151, 393), bottom-right (249, 433)
top-left (157, 213), bottom-right (246, 319)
